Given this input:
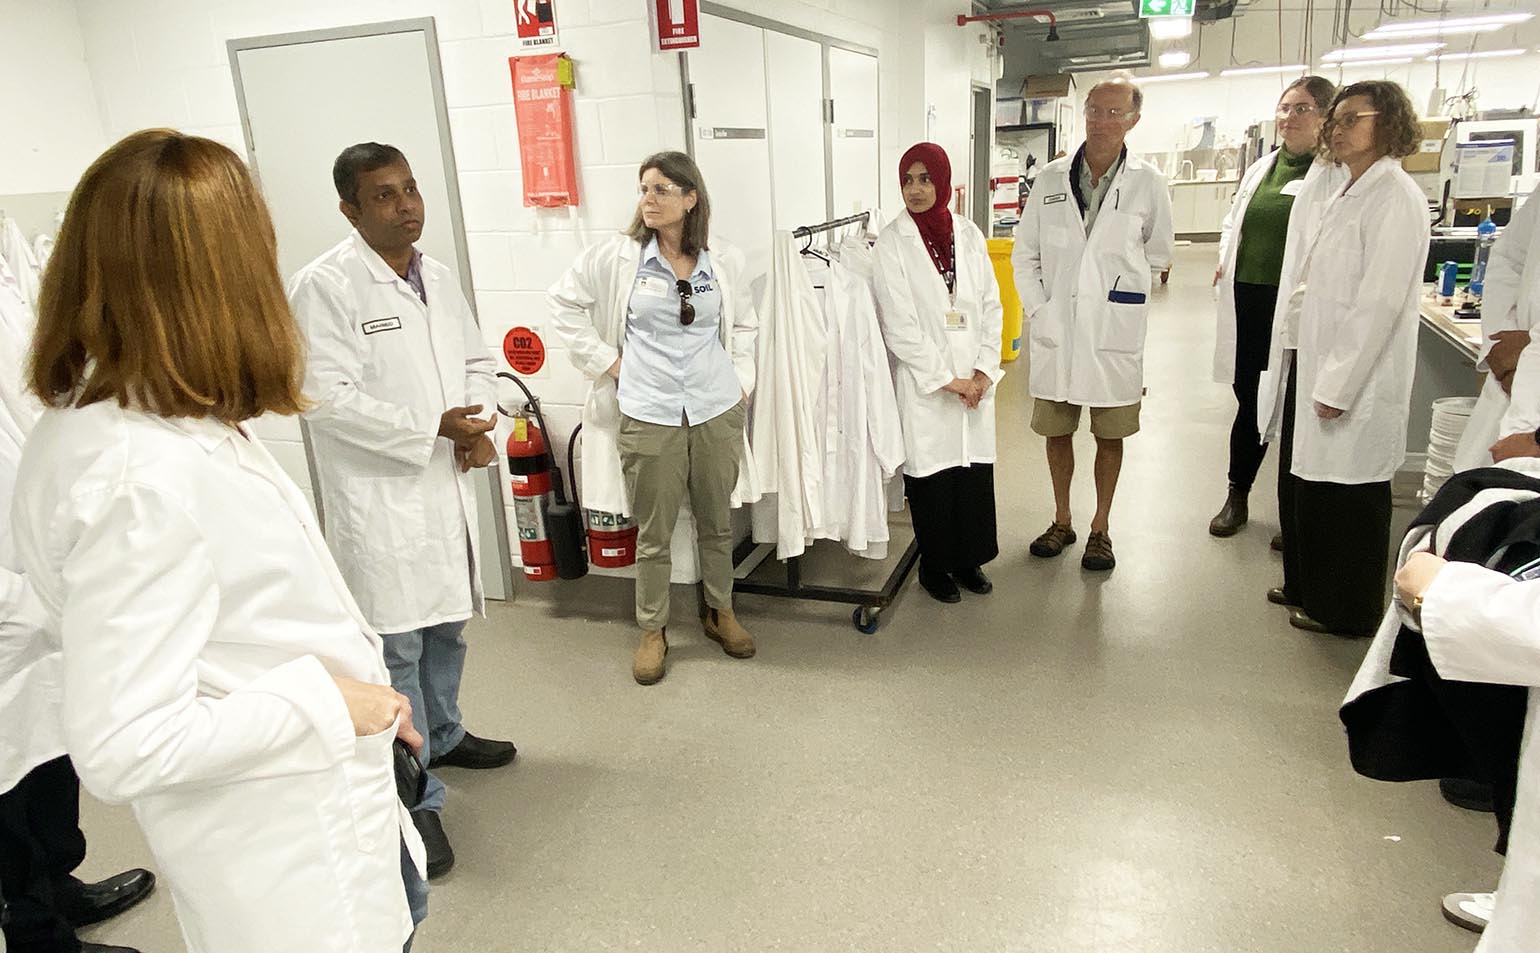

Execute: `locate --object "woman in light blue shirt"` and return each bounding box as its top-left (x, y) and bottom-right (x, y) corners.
top-left (549, 152), bottom-right (759, 685)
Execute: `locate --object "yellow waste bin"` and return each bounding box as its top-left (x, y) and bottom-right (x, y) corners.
top-left (987, 238), bottom-right (1023, 363)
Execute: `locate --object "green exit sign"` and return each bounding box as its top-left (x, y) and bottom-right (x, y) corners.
top-left (1139, 0), bottom-right (1194, 16)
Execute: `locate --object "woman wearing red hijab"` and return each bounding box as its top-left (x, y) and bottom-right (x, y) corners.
top-left (873, 143), bottom-right (1005, 604)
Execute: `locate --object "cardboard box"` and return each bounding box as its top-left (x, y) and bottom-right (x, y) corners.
top-left (1404, 117), bottom-right (1452, 173)
top-left (1020, 73), bottom-right (1075, 100)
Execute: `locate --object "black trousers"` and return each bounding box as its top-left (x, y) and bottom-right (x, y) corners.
top-left (904, 464), bottom-right (999, 574)
top-left (0, 757), bottom-right (86, 953)
top-left (1279, 362), bottom-right (1393, 634)
top-left (1227, 282), bottom-right (1278, 492)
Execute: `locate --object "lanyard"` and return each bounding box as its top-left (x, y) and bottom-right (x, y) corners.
top-left (920, 229), bottom-right (956, 297)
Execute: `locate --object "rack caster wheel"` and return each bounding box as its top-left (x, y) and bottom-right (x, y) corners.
top-left (852, 606), bottom-right (880, 635)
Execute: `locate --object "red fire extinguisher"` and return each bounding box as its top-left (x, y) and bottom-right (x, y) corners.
top-left (566, 425), bottom-right (638, 569)
top-left (498, 373), bottom-right (587, 582)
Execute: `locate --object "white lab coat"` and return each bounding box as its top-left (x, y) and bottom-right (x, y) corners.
top-left (1212, 152), bottom-right (1341, 383)
top-left (874, 211), bottom-right (1004, 478)
top-left (547, 233), bottom-right (759, 516)
top-left (0, 217), bottom-right (40, 310)
top-left (0, 274), bottom-right (57, 795)
top-left (289, 231), bottom-right (493, 635)
top-left (1458, 188), bottom-right (1540, 467)
top-left (1012, 151), bottom-right (1175, 407)
top-left (1259, 157), bottom-right (1430, 483)
top-left (10, 401), bottom-right (425, 953)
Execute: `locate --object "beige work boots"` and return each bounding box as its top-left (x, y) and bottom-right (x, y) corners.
top-left (703, 607), bottom-right (756, 658)
top-left (632, 629), bottom-right (668, 685)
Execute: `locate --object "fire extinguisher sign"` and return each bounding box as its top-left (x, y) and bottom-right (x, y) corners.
top-left (503, 326), bottom-right (546, 375)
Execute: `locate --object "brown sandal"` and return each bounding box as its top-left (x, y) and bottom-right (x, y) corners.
top-left (1081, 531), bottom-right (1115, 571)
top-left (1029, 522), bottom-right (1077, 558)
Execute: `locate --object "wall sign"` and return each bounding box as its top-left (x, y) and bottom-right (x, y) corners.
top-left (649, 0), bottom-right (701, 52)
top-left (1138, 0), bottom-right (1195, 16)
top-left (515, 0), bottom-right (560, 53)
top-left (503, 326), bottom-right (547, 375)
top-left (510, 54), bottom-right (579, 207)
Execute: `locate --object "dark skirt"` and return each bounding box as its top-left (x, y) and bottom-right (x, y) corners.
top-left (903, 463), bottom-right (999, 573)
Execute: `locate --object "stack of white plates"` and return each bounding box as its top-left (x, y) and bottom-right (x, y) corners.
top-left (1423, 396), bottom-right (1478, 502)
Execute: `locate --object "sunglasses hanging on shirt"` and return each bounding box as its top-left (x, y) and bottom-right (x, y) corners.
top-left (676, 278), bottom-right (696, 326)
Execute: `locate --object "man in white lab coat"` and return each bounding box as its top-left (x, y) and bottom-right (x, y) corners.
top-left (0, 278), bottom-right (154, 953)
top-left (289, 144), bottom-right (514, 880)
top-left (1012, 76), bottom-right (1175, 571)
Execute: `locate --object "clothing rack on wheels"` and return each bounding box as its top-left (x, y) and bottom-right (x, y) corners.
top-left (729, 210), bottom-right (921, 635)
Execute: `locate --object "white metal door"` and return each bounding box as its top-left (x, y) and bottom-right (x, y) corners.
top-left (689, 15), bottom-right (774, 269)
top-left (828, 47), bottom-right (879, 219)
top-left (764, 30), bottom-right (827, 231)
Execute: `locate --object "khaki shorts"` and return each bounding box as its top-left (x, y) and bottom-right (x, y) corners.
top-left (1031, 398), bottom-right (1142, 439)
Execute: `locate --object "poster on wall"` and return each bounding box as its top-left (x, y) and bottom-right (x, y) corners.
top-left (510, 54), bottom-right (580, 208)
top-left (649, 0), bottom-right (701, 52)
top-left (515, 0), bottom-right (560, 53)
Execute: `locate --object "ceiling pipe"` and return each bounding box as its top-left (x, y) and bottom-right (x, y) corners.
top-left (957, 9), bottom-right (1061, 41)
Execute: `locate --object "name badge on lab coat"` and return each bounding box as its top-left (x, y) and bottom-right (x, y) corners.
top-left (945, 310), bottom-right (967, 331)
top-left (1043, 193), bottom-right (1068, 205)
top-left (1280, 179), bottom-right (1306, 197)
top-left (362, 316), bottom-right (402, 335)
top-left (635, 275), bottom-right (671, 298)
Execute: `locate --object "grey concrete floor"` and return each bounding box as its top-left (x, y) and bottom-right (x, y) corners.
top-left (74, 243), bottom-right (1498, 953)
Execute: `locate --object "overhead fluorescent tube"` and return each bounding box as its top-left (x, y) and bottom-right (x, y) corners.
top-left (1323, 56), bottom-right (1414, 68)
top-left (1365, 12), bottom-right (1532, 38)
top-left (1134, 70), bottom-right (1211, 83)
top-left (1426, 48), bottom-right (1528, 61)
top-left (1148, 17), bottom-right (1193, 40)
top-left (1158, 50), bottom-right (1192, 68)
top-left (1219, 64), bottom-right (1308, 76)
top-left (1321, 42), bottom-right (1444, 61)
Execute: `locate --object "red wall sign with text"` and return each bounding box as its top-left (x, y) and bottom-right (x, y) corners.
top-left (515, 0), bottom-right (560, 53)
top-left (650, 0), bottom-right (701, 51)
top-left (502, 326), bottom-right (547, 375)
top-left (509, 54), bottom-right (579, 208)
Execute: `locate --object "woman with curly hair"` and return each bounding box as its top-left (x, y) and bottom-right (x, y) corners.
top-left (1258, 79), bottom-right (1430, 636)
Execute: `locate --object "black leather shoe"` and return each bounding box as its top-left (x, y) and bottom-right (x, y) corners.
top-left (1266, 587), bottom-right (1299, 608)
top-left (429, 732), bottom-right (517, 770)
top-left (918, 567), bottom-right (961, 603)
top-left (1208, 487), bottom-right (1249, 537)
top-left (953, 567), bottom-right (992, 594)
top-left (81, 944), bottom-right (142, 953)
top-left (1441, 777), bottom-right (1496, 813)
top-left (1288, 608), bottom-right (1332, 634)
top-left (413, 810), bottom-right (455, 879)
top-left (1270, 533), bottom-right (1284, 553)
top-left (61, 868), bottom-right (155, 928)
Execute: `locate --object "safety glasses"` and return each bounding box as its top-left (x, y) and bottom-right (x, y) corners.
top-left (676, 278), bottom-right (695, 326)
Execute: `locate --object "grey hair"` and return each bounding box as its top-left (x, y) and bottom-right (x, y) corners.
top-left (1091, 72), bottom-right (1144, 113)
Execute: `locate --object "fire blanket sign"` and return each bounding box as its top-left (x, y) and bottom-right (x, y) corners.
top-left (509, 54), bottom-right (579, 208)
top-left (514, 0), bottom-right (559, 53)
top-left (649, 0), bottom-right (701, 52)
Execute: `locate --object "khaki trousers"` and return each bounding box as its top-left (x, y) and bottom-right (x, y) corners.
top-left (616, 401), bottom-right (746, 631)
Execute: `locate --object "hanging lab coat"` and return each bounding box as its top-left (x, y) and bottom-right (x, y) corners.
top-left (289, 231), bottom-right (493, 635)
top-left (1259, 157), bottom-right (1430, 483)
top-left (547, 233), bottom-right (759, 516)
top-left (0, 273), bottom-right (56, 795)
top-left (10, 402), bottom-right (425, 953)
top-left (1456, 188), bottom-right (1540, 469)
top-left (0, 217), bottom-right (40, 310)
top-left (873, 211), bottom-right (1003, 478)
top-left (1012, 152), bottom-right (1174, 407)
top-left (1212, 152), bottom-right (1342, 383)
top-left (823, 238), bottom-right (905, 558)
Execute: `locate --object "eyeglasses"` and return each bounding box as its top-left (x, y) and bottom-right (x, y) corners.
top-left (638, 183), bottom-right (685, 198)
top-left (676, 278), bottom-right (695, 326)
top-left (1326, 110), bottom-right (1380, 129)
top-left (1084, 106), bottom-right (1134, 121)
top-left (1275, 103), bottom-right (1320, 119)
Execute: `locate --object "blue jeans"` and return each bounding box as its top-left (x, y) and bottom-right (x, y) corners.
top-left (382, 620), bottom-right (468, 815)
top-left (401, 837), bottom-right (428, 951)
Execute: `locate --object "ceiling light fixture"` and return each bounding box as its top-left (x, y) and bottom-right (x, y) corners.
top-left (1322, 56), bottom-right (1415, 68)
top-left (1218, 64), bottom-right (1308, 76)
top-left (1133, 70), bottom-right (1212, 83)
top-left (1149, 17), bottom-right (1193, 40)
top-left (1321, 42), bottom-right (1444, 61)
top-left (1158, 50), bottom-right (1193, 68)
top-left (1364, 12), bottom-right (1532, 39)
top-left (1425, 48), bottom-right (1528, 61)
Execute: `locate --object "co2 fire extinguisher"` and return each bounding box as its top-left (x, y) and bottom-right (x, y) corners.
top-left (566, 425), bottom-right (639, 569)
top-left (497, 372), bottom-right (587, 582)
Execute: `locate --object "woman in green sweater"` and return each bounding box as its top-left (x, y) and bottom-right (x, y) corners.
top-left (1209, 75), bottom-right (1337, 539)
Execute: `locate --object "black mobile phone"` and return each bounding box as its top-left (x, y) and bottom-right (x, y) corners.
top-left (393, 739), bottom-right (427, 809)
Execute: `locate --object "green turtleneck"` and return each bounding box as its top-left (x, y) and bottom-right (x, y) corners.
top-left (1233, 147), bottom-right (1315, 287)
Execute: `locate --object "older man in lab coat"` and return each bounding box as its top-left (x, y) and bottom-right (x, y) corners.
top-left (289, 143), bottom-right (515, 881)
top-left (1013, 75), bottom-right (1175, 572)
top-left (0, 279), bottom-right (155, 953)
